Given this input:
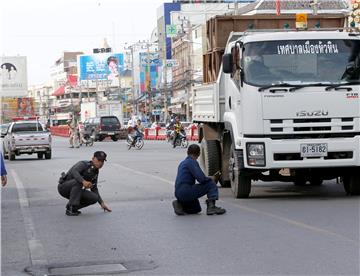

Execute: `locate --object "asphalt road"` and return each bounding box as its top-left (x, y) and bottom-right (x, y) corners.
top-left (1, 137), bottom-right (359, 276)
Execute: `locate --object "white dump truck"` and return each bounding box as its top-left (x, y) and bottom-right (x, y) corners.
top-left (193, 29), bottom-right (360, 197)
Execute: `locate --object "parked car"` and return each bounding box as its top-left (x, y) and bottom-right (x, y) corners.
top-left (2, 120), bottom-right (52, 160)
top-left (83, 116), bottom-right (121, 141)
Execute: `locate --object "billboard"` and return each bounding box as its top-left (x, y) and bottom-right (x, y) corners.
top-left (0, 97), bottom-right (35, 122)
top-left (139, 52), bottom-right (161, 93)
top-left (78, 53), bottom-right (124, 82)
top-left (0, 56), bottom-right (28, 97)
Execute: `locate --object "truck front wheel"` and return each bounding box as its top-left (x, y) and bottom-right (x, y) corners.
top-left (200, 139), bottom-right (221, 179)
top-left (229, 145), bottom-right (251, 198)
top-left (343, 173), bottom-right (360, 195)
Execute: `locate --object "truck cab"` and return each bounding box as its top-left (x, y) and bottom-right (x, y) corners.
top-left (193, 29), bottom-right (360, 197)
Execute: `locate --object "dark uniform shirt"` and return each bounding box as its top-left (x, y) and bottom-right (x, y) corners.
top-left (64, 160), bottom-right (103, 204)
top-left (175, 156), bottom-right (212, 189)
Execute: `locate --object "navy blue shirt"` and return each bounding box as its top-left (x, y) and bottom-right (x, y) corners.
top-left (175, 156), bottom-right (212, 190)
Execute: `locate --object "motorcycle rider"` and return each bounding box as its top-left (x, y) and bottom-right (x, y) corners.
top-left (173, 117), bottom-right (184, 148)
top-left (131, 119), bottom-right (144, 146)
top-left (166, 115), bottom-right (176, 141)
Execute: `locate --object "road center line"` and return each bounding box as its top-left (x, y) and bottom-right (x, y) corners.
top-left (11, 169), bottom-right (48, 267)
top-left (112, 164), bottom-right (357, 244)
top-left (112, 163), bottom-right (173, 185)
top-left (223, 200), bottom-right (359, 245)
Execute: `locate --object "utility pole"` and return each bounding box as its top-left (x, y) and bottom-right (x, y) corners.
top-left (146, 41), bottom-right (152, 118)
top-left (186, 18), bottom-right (192, 122)
top-left (163, 28), bottom-right (168, 123)
top-left (130, 46), bottom-right (136, 114)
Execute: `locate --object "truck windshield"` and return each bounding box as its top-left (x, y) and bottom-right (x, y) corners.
top-left (243, 39), bottom-right (360, 86)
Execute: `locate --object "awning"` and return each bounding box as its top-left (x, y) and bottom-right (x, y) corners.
top-left (67, 75), bottom-right (77, 87)
top-left (168, 104), bottom-right (182, 110)
top-left (52, 86), bottom-right (65, 96)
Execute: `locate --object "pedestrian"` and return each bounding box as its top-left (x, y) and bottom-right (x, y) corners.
top-left (58, 151), bottom-right (112, 216)
top-left (67, 113), bottom-right (79, 148)
top-left (1, 152), bottom-right (7, 187)
top-left (172, 144), bottom-right (226, 216)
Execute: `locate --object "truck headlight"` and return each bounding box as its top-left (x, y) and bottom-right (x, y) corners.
top-left (246, 143), bottom-right (265, 166)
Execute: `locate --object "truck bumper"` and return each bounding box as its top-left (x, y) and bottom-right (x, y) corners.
top-left (240, 136), bottom-right (360, 169)
top-left (14, 146), bottom-right (51, 154)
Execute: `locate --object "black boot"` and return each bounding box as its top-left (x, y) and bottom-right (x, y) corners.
top-left (66, 204), bottom-right (81, 216)
top-left (172, 200), bottom-right (185, 216)
top-left (206, 199), bottom-right (226, 215)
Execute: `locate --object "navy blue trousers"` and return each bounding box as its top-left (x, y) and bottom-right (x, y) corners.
top-left (175, 181), bottom-right (219, 202)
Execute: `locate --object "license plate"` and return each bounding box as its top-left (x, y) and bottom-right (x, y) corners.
top-left (300, 143), bottom-right (328, 157)
top-left (108, 132), bottom-right (114, 135)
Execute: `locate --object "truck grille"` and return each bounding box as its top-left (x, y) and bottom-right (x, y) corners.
top-left (267, 117), bottom-right (355, 134)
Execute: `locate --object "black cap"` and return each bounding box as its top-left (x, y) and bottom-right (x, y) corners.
top-left (93, 151), bottom-right (107, 161)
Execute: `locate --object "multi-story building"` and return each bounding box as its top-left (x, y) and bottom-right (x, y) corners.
top-left (50, 51), bottom-right (83, 125)
top-left (27, 83), bottom-right (55, 125)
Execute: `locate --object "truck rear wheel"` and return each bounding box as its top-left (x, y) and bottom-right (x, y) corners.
top-left (200, 139), bottom-right (221, 180)
top-left (9, 151), bottom-right (15, 161)
top-left (343, 174), bottom-right (360, 195)
top-left (229, 145), bottom-right (251, 198)
top-left (45, 150), bottom-right (52, 160)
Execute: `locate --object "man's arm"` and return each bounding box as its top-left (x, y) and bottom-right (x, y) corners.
top-left (68, 161), bottom-right (87, 184)
top-left (187, 159), bottom-right (212, 185)
top-left (91, 184), bottom-right (111, 212)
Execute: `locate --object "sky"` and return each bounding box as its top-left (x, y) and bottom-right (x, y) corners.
top-left (1, 0), bottom-right (166, 86)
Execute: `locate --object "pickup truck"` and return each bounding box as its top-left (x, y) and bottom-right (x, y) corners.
top-left (2, 120), bottom-right (52, 160)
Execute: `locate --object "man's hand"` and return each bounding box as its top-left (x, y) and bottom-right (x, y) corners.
top-left (1, 175), bottom-right (7, 187)
top-left (82, 180), bottom-right (93, 189)
top-left (101, 202), bottom-right (112, 212)
top-left (210, 171), bottom-right (221, 183)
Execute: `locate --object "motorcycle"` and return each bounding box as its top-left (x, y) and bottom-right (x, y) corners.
top-left (165, 123), bottom-right (174, 142)
top-left (126, 132), bottom-right (144, 150)
top-left (79, 132), bottom-right (94, 147)
top-left (170, 130), bottom-right (188, 148)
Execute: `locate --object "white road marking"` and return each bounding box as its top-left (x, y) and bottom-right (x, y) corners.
top-left (112, 163), bottom-right (173, 185)
top-left (11, 169), bottom-right (48, 266)
top-left (223, 200), bottom-right (359, 245)
top-left (113, 163), bottom-right (358, 244)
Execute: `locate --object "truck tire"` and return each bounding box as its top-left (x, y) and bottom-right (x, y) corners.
top-left (9, 151), bottom-right (15, 161)
top-left (343, 174), bottom-right (360, 195)
top-left (294, 169), bottom-right (307, 186)
top-left (200, 139), bottom-right (221, 179)
top-left (37, 153), bottom-right (44, 159)
top-left (229, 145), bottom-right (251, 198)
top-left (3, 147), bottom-right (8, 159)
top-left (45, 150), bottom-right (52, 160)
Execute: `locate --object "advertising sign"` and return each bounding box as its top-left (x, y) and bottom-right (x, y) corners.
top-left (0, 97), bottom-right (35, 122)
top-left (78, 53), bottom-right (124, 82)
top-left (166, 59), bottom-right (179, 68)
top-left (0, 56), bottom-right (28, 97)
top-left (166, 24), bottom-right (178, 38)
top-left (139, 52), bottom-right (160, 93)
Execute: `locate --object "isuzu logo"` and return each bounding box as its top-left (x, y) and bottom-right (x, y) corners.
top-left (296, 110), bottom-right (329, 117)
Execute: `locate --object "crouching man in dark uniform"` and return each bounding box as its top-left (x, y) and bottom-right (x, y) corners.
top-left (172, 144), bottom-right (226, 216)
top-left (58, 151), bottom-right (112, 216)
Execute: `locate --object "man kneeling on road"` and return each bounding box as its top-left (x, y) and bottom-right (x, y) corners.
top-left (58, 151), bottom-right (112, 216)
top-left (173, 144), bottom-right (226, 216)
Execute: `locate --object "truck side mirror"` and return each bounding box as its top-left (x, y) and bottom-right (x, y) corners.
top-left (222, 54), bottom-right (233, 74)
